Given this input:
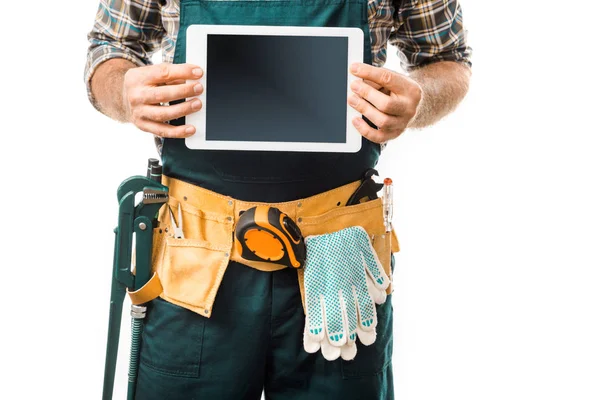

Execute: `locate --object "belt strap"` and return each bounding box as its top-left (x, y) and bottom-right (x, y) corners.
top-left (128, 272), bottom-right (163, 305)
top-left (164, 176), bottom-right (362, 225)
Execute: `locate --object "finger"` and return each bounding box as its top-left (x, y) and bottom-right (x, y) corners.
top-left (142, 98), bottom-right (202, 123)
top-left (350, 79), bottom-right (402, 115)
top-left (351, 261), bottom-right (379, 348)
top-left (340, 296), bottom-right (352, 345)
top-left (364, 80), bottom-right (392, 96)
top-left (142, 63), bottom-right (203, 85)
top-left (365, 269), bottom-right (387, 305)
top-left (352, 116), bottom-right (387, 144)
top-left (355, 324), bottom-right (377, 346)
top-left (350, 63), bottom-right (407, 93)
top-left (338, 292), bottom-right (357, 361)
top-left (353, 227), bottom-right (390, 291)
top-left (352, 285), bottom-right (377, 333)
top-left (363, 79), bottom-right (383, 91)
top-left (321, 336), bottom-right (342, 361)
top-left (135, 118), bottom-right (196, 139)
top-left (164, 79), bottom-right (187, 86)
top-left (321, 296), bottom-right (343, 360)
top-left (306, 294), bottom-right (326, 342)
top-left (324, 293), bottom-right (347, 347)
top-left (348, 93), bottom-right (404, 131)
top-left (140, 82), bottom-right (203, 105)
top-left (303, 319), bottom-right (322, 354)
top-left (344, 290), bottom-right (358, 345)
top-left (340, 340), bottom-right (358, 361)
top-left (304, 254), bottom-right (326, 342)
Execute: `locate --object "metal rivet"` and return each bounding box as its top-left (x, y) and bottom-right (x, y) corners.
top-left (228, 200), bottom-right (233, 206)
top-left (298, 217), bottom-right (303, 223)
top-left (165, 227), bottom-right (169, 232)
top-left (225, 252), bottom-right (230, 257)
top-left (297, 202), bottom-right (302, 207)
top-left (183, 196), bottom-right (188, 201)
top-left (226, 216), bottom-right (232, 222)
top-left (204, 309), bottom-right (209, 314)
top-left (139, 222), bottom-right (147, 230)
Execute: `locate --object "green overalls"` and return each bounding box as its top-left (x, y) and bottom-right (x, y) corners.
top-left (135, 0), bottom-right (394, 398)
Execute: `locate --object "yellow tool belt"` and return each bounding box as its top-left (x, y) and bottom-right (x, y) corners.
top-left (129, 176), bottom-right (400, 318)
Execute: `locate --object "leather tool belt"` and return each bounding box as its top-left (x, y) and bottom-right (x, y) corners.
top-left (130, 176), bottom-right (400, 318)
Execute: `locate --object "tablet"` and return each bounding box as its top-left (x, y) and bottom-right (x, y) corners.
top-left (185, 24), bottom-right (364, 153)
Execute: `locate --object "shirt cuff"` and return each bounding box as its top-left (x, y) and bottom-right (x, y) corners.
top-left (399, 47), bottom-right (473, 72)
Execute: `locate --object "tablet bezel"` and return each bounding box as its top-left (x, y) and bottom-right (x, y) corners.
top-left (185, 24), bottom-right (364, 153)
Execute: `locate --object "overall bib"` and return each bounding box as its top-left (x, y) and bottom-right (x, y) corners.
top-left (136, 1), bottom-right (394, 398)
top-left (162, 0), bottom-right (380, 203)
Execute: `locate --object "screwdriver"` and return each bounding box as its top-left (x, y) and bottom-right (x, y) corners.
top-left (383, 178), bottom-right (393, 232)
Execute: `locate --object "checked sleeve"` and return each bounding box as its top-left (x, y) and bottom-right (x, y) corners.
top-left (84, 0), bottom-right (166, 108)
top-left (389, 0), bottom-right (472, 70)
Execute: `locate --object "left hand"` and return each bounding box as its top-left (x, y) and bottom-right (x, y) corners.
top-left (348, 62), bottom-right (423, 143)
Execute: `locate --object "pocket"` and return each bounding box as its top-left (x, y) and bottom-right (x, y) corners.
top-left (140, 297), bottom-right (204, 377)
top-left (157, 236), bottom-right (231, 317)
top-left (150, 201), bottom-right (232, 317)
top-left (341, 296), bottom-right (394, 378)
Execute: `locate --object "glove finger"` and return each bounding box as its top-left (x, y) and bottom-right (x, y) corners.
top-left (352, 285), bottom-right (378, 332)
top-left (366, 272), bottom-right (387, 305)
top-left (321, 336), bottom-right (342, 361)
top-left (324, 291), bottom-right (347, 347)
top-left (355, 324), bottom-right (377, 346)
top-left (345, 290), bottom-right (358, 345)
top-left (306, 295), bottom-right (326, 342)
top-left (328, 290), bottom-right (353, 348)
top-left (363, 253), bottom-right (390, 292)
top-left (303, 321), bottom-right (321, 354)
top-left (340, 340), bottom-right (358, 361)
top-left (354, 227), bottom-right (390, 290)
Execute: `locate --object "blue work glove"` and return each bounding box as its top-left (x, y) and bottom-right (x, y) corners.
top-left (303, 226), bottom-right (391, 361)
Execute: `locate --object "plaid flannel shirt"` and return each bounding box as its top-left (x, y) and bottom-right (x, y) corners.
top-left (85, 0), bottom-right (471, 104)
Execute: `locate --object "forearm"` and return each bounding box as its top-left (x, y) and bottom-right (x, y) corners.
top-left (90, 58), bottom-right (138, 122)
top-left (408, 61), bottom-right (471, 129)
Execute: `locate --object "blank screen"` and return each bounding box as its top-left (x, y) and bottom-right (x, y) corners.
top-left (206, 34), bottom-right (348, 143)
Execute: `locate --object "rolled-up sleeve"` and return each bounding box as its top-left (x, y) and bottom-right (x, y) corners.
top-left (84, 0), bottom-right (165, 106)
top-left (389, 0), bottom-right (472, 70)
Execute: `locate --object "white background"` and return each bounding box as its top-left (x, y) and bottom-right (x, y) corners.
top-left (1, 0), bottom-right (599, 399)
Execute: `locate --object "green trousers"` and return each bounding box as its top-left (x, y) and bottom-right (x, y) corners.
top-left (136, 261), bottom-right (394, 399)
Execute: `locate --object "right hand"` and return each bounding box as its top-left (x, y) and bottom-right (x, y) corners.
top-left (122, 63), bottom-right (204, 138)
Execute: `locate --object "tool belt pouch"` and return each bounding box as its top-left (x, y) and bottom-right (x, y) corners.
top-left (296, 197), bottom-right (400, 313)
top-left (151, 199), bottom-right (233, 318)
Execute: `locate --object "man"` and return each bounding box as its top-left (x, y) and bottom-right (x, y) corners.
top-left (86, 0), bottom-right (471, 399)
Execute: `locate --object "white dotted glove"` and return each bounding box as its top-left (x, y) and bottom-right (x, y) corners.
top-left (303, 226), bottom-right (390, 361)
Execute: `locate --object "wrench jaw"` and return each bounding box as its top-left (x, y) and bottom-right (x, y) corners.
top-left (143, 188), bottom-right (169, 204)
top-left (117, 175), bottom-right (169, 204)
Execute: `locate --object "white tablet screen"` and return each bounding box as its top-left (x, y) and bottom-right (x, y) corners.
top-left (205, 34), bottom-right (348, 143)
